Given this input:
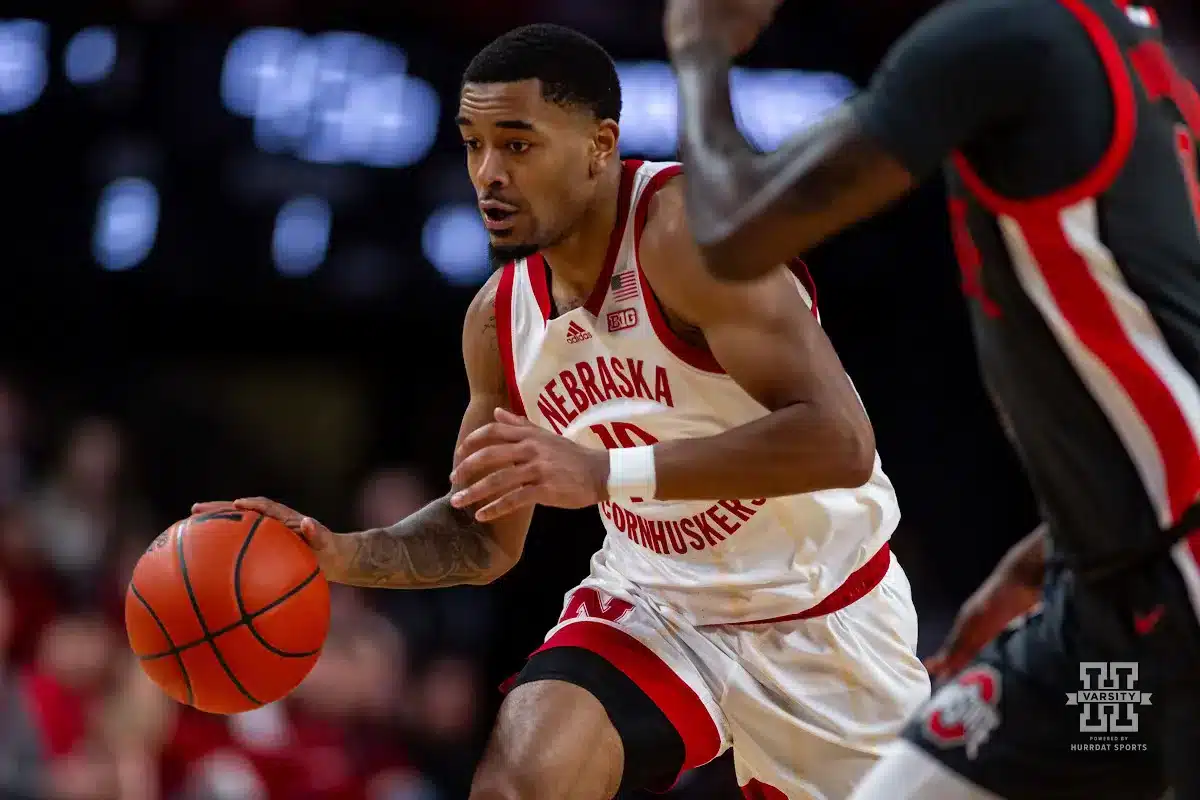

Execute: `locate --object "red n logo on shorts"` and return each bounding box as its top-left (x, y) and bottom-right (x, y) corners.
top-left (559, 588), bottom-right (633, 625)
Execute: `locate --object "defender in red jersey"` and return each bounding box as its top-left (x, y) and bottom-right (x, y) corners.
top-left (195, 23), bottom-right (929, 800)
top-left (668, 0), bottom-right (1200, 796)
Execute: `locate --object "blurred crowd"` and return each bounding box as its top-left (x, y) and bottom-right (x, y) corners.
top-left (0, 378), bottom-right (493, 800)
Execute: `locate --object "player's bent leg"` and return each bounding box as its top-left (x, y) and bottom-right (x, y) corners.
top-left (475, 594), bottom-right (726, 799)
top-left (470, 678), bottom-right (624, 800)
top-left (846, 740), bottom-right (1002, 800)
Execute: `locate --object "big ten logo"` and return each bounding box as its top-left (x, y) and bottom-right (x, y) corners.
top-left (1067, 662), bottom-right (1153, 734)
top-left (922, 666), bottom-right (1002, 760)
top-left (558, 587), bottom-right (634, 626)
top-left (607, 308), bottom-right (638, 333)
top-left (590, 422), bottom-right (659, 503)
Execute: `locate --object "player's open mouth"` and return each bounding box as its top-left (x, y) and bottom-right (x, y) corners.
top-left (482, 209), bottom-right (517, 233)
top-left (480, 201), bottom-right (518, 232)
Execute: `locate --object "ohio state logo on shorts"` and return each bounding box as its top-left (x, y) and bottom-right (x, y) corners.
top-left (922, 665), bottom-right (1002, 760)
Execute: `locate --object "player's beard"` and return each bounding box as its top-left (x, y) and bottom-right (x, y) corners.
top-left (489, 242), bottom-right (540, 270)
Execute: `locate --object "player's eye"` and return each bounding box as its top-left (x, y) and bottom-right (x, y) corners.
top-left (462, 140), bottom-right (480, 152)
top-left (506, 141), bottom-right (531, 154)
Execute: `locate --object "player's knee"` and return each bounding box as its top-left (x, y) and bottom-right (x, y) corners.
top-left (470, 680), bottom-right (624, 800)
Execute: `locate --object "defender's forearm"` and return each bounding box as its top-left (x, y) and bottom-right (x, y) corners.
top-left (332, 495), bottom-right (513, 589)
top-left (675, 46), bottom-right (877, 277)
top-left (1001, 523), bottom-right (1049, 587)
top-left (651, 402), bottom-right (874, 501)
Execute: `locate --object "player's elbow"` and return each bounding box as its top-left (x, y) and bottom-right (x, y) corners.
top-left (824, 410), bottom-right (877, 489)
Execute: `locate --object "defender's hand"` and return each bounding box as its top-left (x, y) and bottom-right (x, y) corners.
top-left (450, 408), bottom-right (608, 521)
top-left (665, 0), bottom-right (782, 59)
top-left (924, 566), bottom-right (1042, 682)
top-left (190, 498), bottom-right (349, 576)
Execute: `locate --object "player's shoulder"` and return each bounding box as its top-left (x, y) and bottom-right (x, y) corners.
top-left (463, 268), bottom-right (506, 350)
top-left (637, 170), bottom-right (798, 321)
top-left (903, 0), bottom-right (1071, 49)
top-left (637, 172), bottom-right (712, 300)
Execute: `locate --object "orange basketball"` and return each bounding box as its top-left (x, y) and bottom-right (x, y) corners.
top-left (125, 509), bottom-right (331, 714)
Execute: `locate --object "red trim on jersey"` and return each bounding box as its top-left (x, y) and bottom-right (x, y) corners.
top-left (951, 0), bottom-right (1138, 215)
top-left (526, 253), bottom-right (552, 323)
top-left (532, 620), bottom-right (722, 781)
top-left (742, 779), bottom-right (789, 800)
top-left (789, 259), bottom-right (820, 320)
top-left (1013, 213), bottom-right (1200, 523)
top-left (494, 263), bottom-right (526, 416)
top-left (727, 544), bottom-right (891, 626)
top-left (631, 165), bottom-right (727, 374)
top-left (579, 160), bottom-right (642, 316)
top-left (1128, 40), bottom-right (1200, 134)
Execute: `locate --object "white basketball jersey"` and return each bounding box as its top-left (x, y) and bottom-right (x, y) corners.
top-left (496, 160), bottom-right (900, 625)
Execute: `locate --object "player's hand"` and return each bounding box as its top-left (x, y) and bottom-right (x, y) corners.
top-left (189, 498), bottom-right (349, 575)
top-left (664, 0), bottom-right (783, 59)
top-left (924, 550), bottom-right (1044, 682)
top-left (449, 408), bottom-right (608, 521)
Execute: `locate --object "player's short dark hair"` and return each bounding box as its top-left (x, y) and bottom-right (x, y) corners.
top-left (462, 24), bottom-right (622, 123)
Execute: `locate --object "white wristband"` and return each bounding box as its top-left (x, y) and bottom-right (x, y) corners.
top-left (608, 446), bottom-right (657, 502)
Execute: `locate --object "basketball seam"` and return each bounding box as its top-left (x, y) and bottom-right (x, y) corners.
top-left (176, 517), bottom-right (264, 708)
top-left (129, 582), bottom-right (194, 707)
top-left (233, 512), bottom-right (325, 659)
top-left (136, 567), bottom-right (322, 661)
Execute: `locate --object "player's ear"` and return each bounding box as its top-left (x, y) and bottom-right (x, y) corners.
top-left (591, 119), bottom-right (620, 177)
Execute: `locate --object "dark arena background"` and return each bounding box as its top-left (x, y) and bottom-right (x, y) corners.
top-left (0, 0), bottom-right (1195, 798)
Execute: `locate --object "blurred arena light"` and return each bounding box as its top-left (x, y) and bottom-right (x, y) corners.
top-left (221, 28), bottom-right (439, 168)
top-left (616, 61), bottom-right (856, 157)
top-left (422, 205), bottom-right (490, 287)
top-left (272, 195), bottom-right (333, 277)
top-left (64, 26), bottom-right (117, 85)
top-left (0, 19), bottom-right (49, 114)
top-left (92, 177), bottom-right (160, 271)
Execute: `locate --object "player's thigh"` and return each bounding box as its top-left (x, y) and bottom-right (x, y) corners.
top-left (722, 558), bottom-right (931, 798)
top-left (472, 678), bottom-right (625, 800)
top-left (494, 584), bottom-right (727, 795)
top-left (906, 574), bottom-right (1164, 800)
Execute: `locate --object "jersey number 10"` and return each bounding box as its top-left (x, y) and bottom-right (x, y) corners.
top-left (590, 422), bottom-right (659, 503)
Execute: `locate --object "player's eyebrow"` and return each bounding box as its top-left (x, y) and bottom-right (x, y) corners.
top-left (454, 115), bottom-right (537, 132)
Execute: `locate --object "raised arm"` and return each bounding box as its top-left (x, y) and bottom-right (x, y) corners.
top-left (639, 178), bottom-right (876, 499)
top-left (667, 0), bottom-right (1050, 280)
top-left (200, 273), bottom-right (533, 589)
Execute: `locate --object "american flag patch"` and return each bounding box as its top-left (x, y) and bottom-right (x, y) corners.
top-left (610, 270), bottom-right (639, 302)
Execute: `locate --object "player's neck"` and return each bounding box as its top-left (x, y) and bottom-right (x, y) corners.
top-left (541, 164), bottom-right (624, 300)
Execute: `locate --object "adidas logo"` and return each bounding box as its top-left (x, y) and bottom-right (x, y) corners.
top-left (566, 321), bottom-right (592, 344)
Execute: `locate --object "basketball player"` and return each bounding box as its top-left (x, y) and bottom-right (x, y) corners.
top-left (194, 23), bottom-right (930, 800)
top-left (665, 0), bottom-right (1200, 796)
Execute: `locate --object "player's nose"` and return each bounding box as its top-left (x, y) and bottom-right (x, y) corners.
top-left (473, 149), bottom-right (510, 190)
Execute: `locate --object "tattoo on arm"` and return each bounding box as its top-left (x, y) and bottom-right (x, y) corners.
top-left (339, 496), bottom-right (504, 588)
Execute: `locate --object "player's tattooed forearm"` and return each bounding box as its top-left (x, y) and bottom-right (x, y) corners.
top-left (341, 497), bottom-right (498, 588)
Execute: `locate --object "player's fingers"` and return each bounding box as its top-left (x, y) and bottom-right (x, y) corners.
top-left (451, 443), bottom-right (532, 487)
top-left (450, 464), bottom-right (536, 510)
top-left (191, 501), bottom-right (236, 515)
top-left (298, 517), bottom-right (333, 550)
top-left (232, 497), bottom-right (295, 520)
top-left (493, 408), bottom-right (532, 426)
top-left (455, 423), bottom-right (531, 459)
top-left (475, 486), bottom-right (539, 522)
